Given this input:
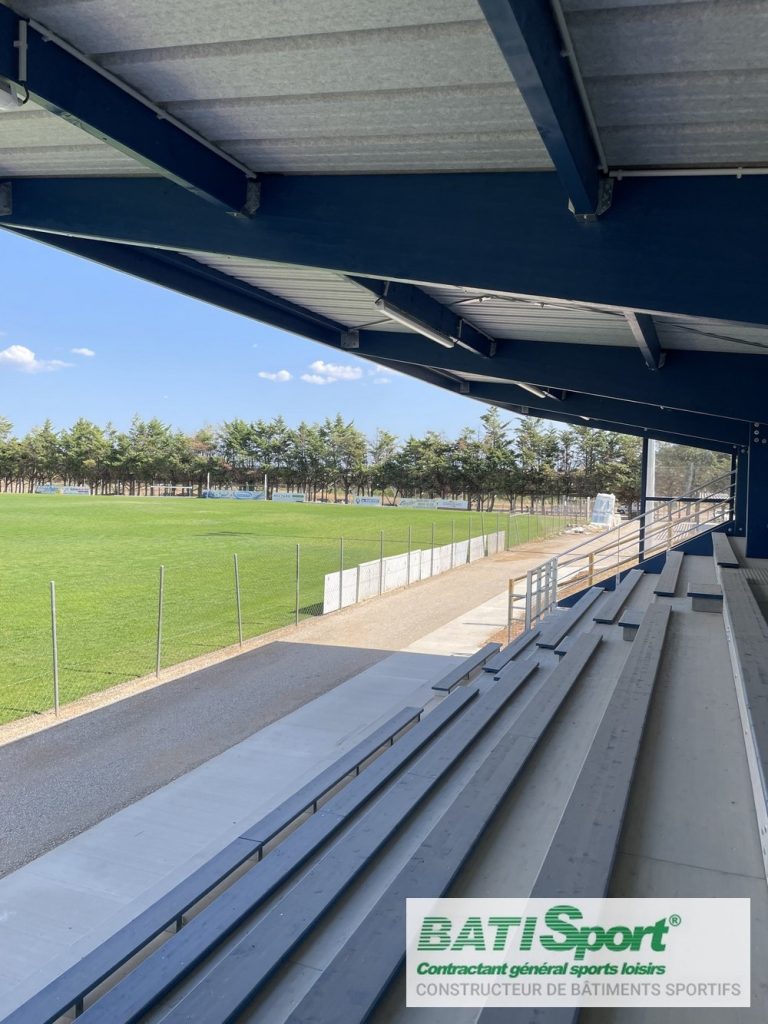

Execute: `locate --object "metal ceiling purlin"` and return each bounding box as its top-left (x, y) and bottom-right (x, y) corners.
top-left (347, 278), bottom-right (495, 358)
top-left (0, 7), bottom-right (256, 213)
top-left (625, 311), bottom-right (664, 370)
top-left (3, 174), bottom-right (767, 328)
top-left (477, 0), bottom-right (607, 217)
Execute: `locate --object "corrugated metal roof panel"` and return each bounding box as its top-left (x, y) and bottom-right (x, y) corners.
top-left (4, 1), bottom-right (551, 177)
top-left (188, 253), bottom-right (400, 330)
top-left (563, 0), bottom-right (768, 167)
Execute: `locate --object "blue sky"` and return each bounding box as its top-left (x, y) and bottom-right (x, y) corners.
top-left (0, 230), bottom-right (507, 441)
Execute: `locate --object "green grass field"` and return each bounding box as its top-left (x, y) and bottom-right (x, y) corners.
top-left (0, 494), bottom-right (564, 724)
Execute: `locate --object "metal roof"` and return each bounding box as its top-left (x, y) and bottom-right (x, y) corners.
top-left (563, 0), bottom-right (768, 168)
top-left (2, 0), bottom-right (551, 176)
top-left (0, 0), bottom-right (766, 454)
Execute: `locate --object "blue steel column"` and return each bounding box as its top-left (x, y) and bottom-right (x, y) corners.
top-left (638, 436), bottom-right (649, 561)
top-left (746, 428), bottom-right (768, 557)
top-left (732, 450), bottom-right (747, 537)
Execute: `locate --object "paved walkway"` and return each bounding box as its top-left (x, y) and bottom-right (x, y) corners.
top-left (0, 533), bottom-right (578, 879)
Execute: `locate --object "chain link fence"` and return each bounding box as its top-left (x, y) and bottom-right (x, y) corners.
top-left (0, 510), bottom-right (582, 726)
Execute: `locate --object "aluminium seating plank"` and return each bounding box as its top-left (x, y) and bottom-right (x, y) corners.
top-left (593, 568), bottom-right (644, 622)
top-left (285, 633), bottom-right (604, 1024)
top-left (713, 531), bottom-right (740, 568)
top-left (536, 587), bottom-right (603, 650)
top-left (720, 569), bottom-right (768, 882)
top-left (483, 627), bottom-right (542, 674)
top-left (476, 602), bottom-right (673, 1024)
top-left (431, 642), bottom-right (501, 692)
top-left (653, 550), bottom-right (684, 597)
top-left (4, 705), bottom-right (423, 1024)
top-left (72, 686), bottom-right (481, 1024)
top-left (151, 661), bottom-right (542, 1024)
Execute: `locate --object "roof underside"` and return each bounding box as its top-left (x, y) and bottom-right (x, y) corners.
top-left (0, 0), bottom-right (766, 453)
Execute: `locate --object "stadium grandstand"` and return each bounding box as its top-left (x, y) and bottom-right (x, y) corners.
top-left (0, 2), bottom-right (766, 1022)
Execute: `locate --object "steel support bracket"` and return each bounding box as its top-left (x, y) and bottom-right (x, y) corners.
top-left (340, 330), bottom-right (360, 350)
top-left (569, 177), bottom-right (614, 221)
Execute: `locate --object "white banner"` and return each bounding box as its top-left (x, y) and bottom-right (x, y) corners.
top-left (407, 898), bottom-right (750, 1009)
top-left (398, 498), bottom-right (439, 509)
top-left (353, 496), bottom-right (382, 506)
top-left (271, 492), bottom-right (305, 503)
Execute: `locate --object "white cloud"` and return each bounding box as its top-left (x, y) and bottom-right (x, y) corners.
top-left (308, 359), bottom-right (363, 382)
top-left (0, 345), bottom-right (71, 374)
top-left (258, 369), bottom-right (292, 382)
top-left (301, 373), bottom-right (329, 386)
top-left (71, 347), bottom-right (95, 357)
top-left (373, 377), bottom-right (391, 385)
top-left (370, 364), bottom-right (397, 376)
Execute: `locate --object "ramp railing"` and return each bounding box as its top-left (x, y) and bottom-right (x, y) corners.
top-left (508, 470), bottom-right (735, 636)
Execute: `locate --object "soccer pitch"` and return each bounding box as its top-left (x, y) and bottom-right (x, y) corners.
top-left (0, 495), bottom-right (560, 724)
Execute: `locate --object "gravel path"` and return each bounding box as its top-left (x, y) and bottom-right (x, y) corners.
top-left (0, 533), bottom-right (578, 877)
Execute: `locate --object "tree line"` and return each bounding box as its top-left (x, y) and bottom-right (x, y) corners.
top-left (0, 410), bottom-right (729, 510)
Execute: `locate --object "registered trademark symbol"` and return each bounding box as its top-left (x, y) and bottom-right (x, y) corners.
top-left (669, 914), bottom-right (682, 927)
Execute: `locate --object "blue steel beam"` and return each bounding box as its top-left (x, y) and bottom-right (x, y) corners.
top-left (625, 311), bottom-right (664, 370)
top-left (12, 227), bottom-right (747, 452)
top-left (463, 381), bottom-right (748, 447)
top-left (355, 332), bottom-right (768, 426)
top-left (0, 8), bottom-right (255, 213)
top-left (368, 360), bottom-right (734, 452)
top-left (477, 0), bottom-right (605, 217)
top-left (10, 230), bottom-right (345, 344)
top-left (2, 174), bottom-right (768, 326)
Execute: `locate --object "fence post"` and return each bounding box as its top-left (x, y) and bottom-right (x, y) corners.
top-left (379, 530), bottom-right (384, 595)
top-left (451, 519), bottom-right (455, 568)
top-left (338, 536), bottom-right (344, 611)
top-left (430, 522), bottom-right (435, 576)
top-left (467, 513), bottom-right (472, 563)
top-left (295, 544), bottom-right (300, 624)
top-left (507, 579), bottom-right (514, 644)
top-left (156, 565), bottom-right (165, 678)
top-left (50, 581), bottom-right (60, 715)
top-left (407, 525), bottom-right (412, 584)
top-left (496, 512), bottom-right (500, 553)
top-left (480, 512), bottom-right (486, 556)
top-left (233, 554), bottom-right (243, 646)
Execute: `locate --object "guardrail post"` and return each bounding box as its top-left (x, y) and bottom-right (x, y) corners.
top-left (338, 536), bottom-right (344, 611)
top-left (507, 579), bottom-right (514, 643)
top-left (156, 565), bottom-right (165, 677)
top-left (295, 544), bottom-right (300, 624)
top-left (50, 581), bottom-right (60, 715)
top-left (667, 504), bottom-right (673, 548)
top-left (525, 570), bottom-right (533, 632)
top-left (379, 530), bottom-right (384, 595)
top-left (233, 554), bottom-right (243, 645)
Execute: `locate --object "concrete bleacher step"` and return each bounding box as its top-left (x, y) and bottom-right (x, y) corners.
top-left (72, 664), bottom-right (538, 1024)
top-left (476, 602), bottom-right (672, 1024)
top-left (282, 632), bottom-right (603, 1024)
top-left (654, 550), bottom-right (684, 597)
top-left (713, 531), bottom-right (740, 568)
top-left (431, 641), bottom-right (500, 692)
top-left (9, 699), bottom-right (463, 1024)
top-left (149, 659), bottom-right (541, 1024)
top-left (483, 626), bottom-right (541, 675)
top-left (720, 569), bottom-right (768, 882)
top-left (594, 568), bottom-right (644, 623)
top-left (536, 587), bottom-right (603, 650)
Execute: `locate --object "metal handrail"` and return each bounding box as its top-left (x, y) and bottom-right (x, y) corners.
top-left (508, 470), bottom-right (735, 633)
